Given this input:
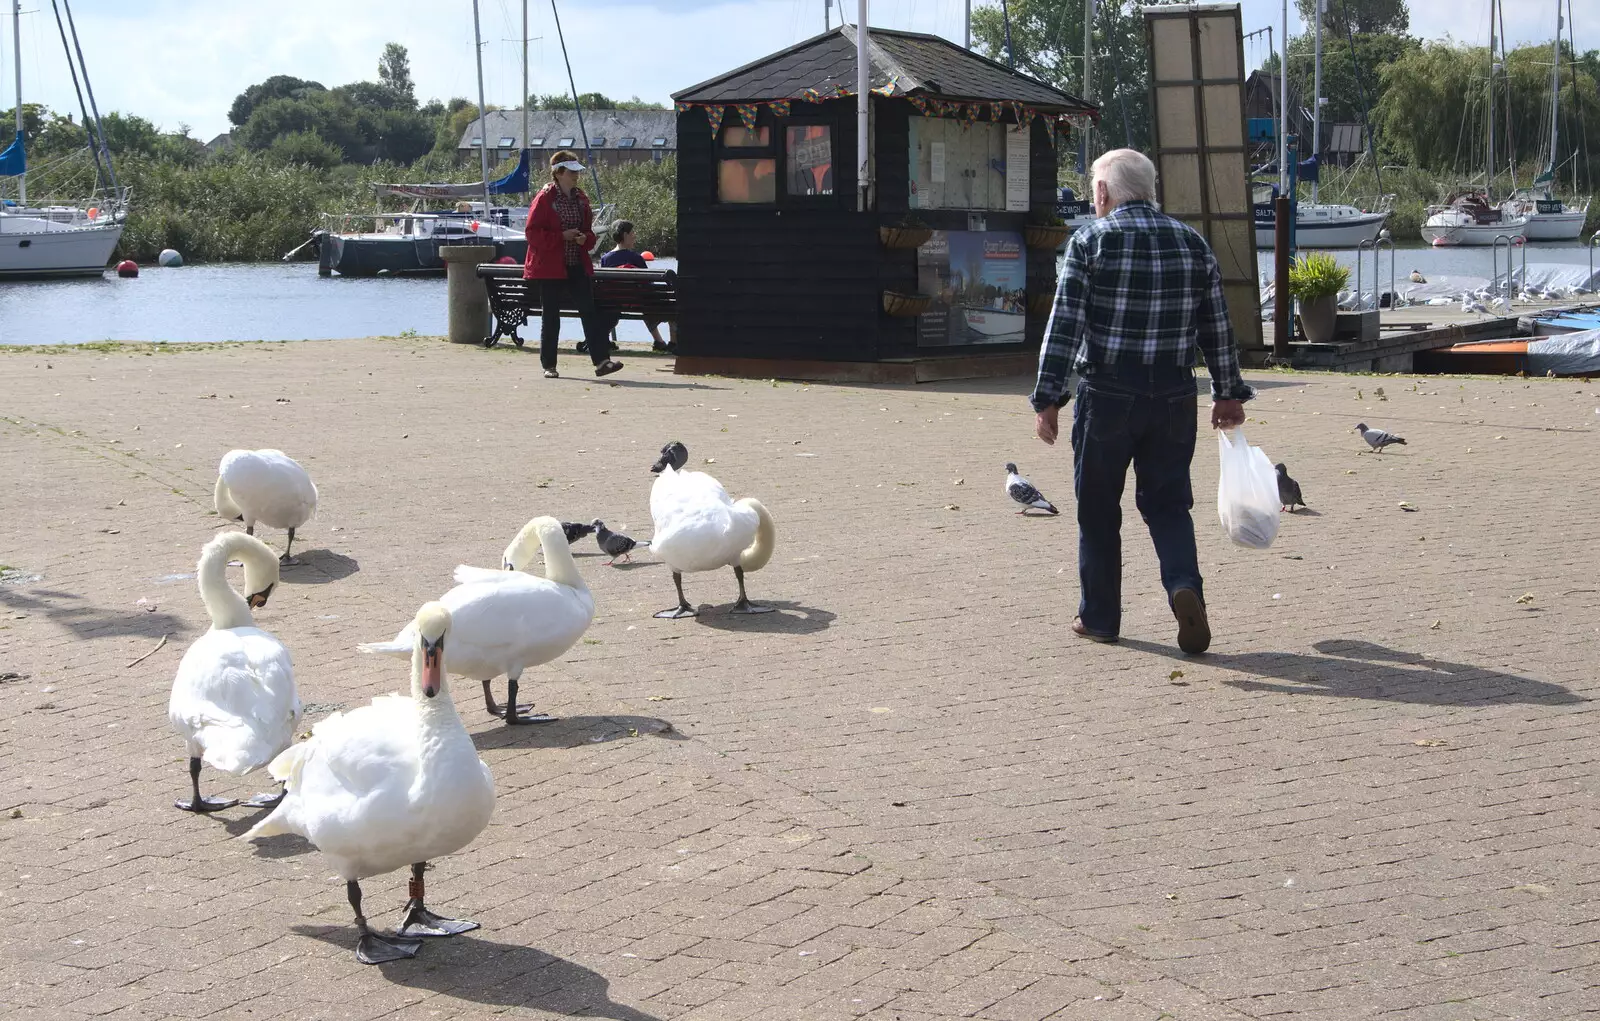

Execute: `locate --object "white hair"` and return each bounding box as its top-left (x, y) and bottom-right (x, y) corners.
top-left (1092, 149), bottom-right (1158, 208)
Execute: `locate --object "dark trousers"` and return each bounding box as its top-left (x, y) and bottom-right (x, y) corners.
top-left (539, 264), bottom-right (609, 370)
top-left (1069, 368), bottom-right (1203, 637)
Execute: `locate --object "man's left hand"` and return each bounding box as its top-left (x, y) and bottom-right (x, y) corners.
top-left (1035, 406), bottom-right (1060, 445)
top-left (1210, 399), bottom-right (1246, 430)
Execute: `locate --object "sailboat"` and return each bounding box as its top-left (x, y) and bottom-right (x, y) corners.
top-left (1255, 0), bottom-right (1387, 249)
top-left (0, 0), bottom-right (127, 278)
top-left (1420, 0), bottom-right (1527, 246)
top-left (1495, 0), bottom-right (1589, 241)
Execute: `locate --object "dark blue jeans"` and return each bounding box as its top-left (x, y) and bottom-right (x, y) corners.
top-left (1069, 368), bottom-right (1203, 637)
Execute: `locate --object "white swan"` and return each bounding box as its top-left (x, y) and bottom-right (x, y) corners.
top-left (647, 441), bottom-right (777, 618)
top-left (214, 449), bottom-right (318, 560)
top-left (168, 531), bottom-right (299, 813)
top-left (247, 602), bottom-right (495, 964)
top-left (357, 516), bottom-right (594, 726)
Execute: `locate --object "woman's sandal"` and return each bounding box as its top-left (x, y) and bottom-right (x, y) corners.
top-left (595, 360), bottom-right (624, 377)
top-left (543, 369), bottom-right (559, 379)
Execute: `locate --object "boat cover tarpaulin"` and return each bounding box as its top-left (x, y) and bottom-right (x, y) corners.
top-left (374, 149), bottom-right (531, 201)
top-left (0, 132), bottom-right (24, 177)
top-left (1528, 330), bottom-right (1600, 376)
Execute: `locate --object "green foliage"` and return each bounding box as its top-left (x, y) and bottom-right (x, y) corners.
top-left (1294, 0), bottom-right (1409, 36)
top-left (1275, 32), bottom-right (1419, 127)
top-left (229, 75), bottom-right (326, 128)
top-left (1287, 251), bottom-right (1349, 300)
top-left (594, 156), bottom-right (677, 256)
top-left (531, 93), bottom-right (665, 111)
top-left (378, 43), bottom-right (415, 106)
top-left (266, 131), bottom-right (344, 169)
top-left (970, 0), bottom-right (1149, 151)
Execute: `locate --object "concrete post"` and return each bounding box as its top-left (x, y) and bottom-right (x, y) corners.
top-left (440, 246), bottom-right (498, 344)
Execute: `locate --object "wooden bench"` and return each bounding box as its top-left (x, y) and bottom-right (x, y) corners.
top-left (477, 263), bottom-right (679, 349)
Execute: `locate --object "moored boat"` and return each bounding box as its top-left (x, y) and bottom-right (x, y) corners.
top-left (1421, 193), bottom-right (1527, 246)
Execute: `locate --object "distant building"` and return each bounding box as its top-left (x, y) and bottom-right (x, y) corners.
top-left (1243, 72), bottom-right (1367, 168)
top-left (457, 110), bottom-right (676, 168)
top-left (205, 132), bottom-right (235, 153)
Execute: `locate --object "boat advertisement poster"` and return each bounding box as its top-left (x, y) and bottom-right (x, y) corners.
top-left (916, 231), bottom-right (1028, 347)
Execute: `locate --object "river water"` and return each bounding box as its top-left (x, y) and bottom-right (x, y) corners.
top-left (0, 247), bottom-right (1593, 347)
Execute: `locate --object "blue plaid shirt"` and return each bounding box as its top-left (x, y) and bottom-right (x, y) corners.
top-left (1030, 201), bottom-right (1254, 412)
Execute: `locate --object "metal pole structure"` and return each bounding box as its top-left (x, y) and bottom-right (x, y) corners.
top-left (471, 0), bottom-right (494, 216)
top-left (1548, 0), bottom-right (1560, 181)
top-left (60, 0), bottom-right (116, 195)
top-left (13, 0), bottom-right (25, 205)
top-left (550, 0), bottom-right (602, 201)
top-left (965, 0), bottom-right (971, 48)
top-left (1311, 0), bottom-right (1322, 203)
top-left (49, 0), bottom-right (103, 190)
top-left (1278, 0), bottom-right (1288, 198)
top-left (857, 0), bottom-right (870, 213)
top-left (522, 0), bottom-right (529, 165)
top-left (1487, 7), bottom-right (1495, 200)
top-left (1273, 195), bottom-right (1292, 357)
top-left (1080, 0), bottom-right (1094, 175)
top-left (825, 0), bottom-right (830, 32)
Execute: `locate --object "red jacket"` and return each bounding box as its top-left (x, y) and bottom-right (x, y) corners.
top-left (523, 182), bottom-right (596, 280)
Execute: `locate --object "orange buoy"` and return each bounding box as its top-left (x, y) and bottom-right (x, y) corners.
top-left (641, 251), bottom-right (655, 261)
top-left (115, 260), bottom-right (139, 278)
top-left (87, 207), bottom-right (98, 220)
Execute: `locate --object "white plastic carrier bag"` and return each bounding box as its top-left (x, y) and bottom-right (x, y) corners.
top-left (1216, 427), bottom-right (1280, 549)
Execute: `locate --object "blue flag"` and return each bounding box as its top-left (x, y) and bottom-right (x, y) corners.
top-left (1296, 153), bottom-right (1320, 184)
top-left (0, 131), bottom-right (23, 177)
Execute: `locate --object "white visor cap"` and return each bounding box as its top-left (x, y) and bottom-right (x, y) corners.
top-left (554, 160), bottom-right (587, 172)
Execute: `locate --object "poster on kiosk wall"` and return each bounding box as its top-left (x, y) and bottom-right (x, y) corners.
top-left (915, 230), bottom-right (1028, 347)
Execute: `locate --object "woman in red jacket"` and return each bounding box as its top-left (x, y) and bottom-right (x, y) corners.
top-left (523, 151), bottom-right (622, 378)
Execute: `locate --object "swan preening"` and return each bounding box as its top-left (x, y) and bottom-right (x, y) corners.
top-left (168, 531), bottom-right (300, 813)
top-left (214, 449), bottom-right (318, 560)
top-left (358, 516), bottom-right (594, 725)
top-left (248, 602), bottom-right (495, 964)
top-left (648, 441), bottom-right (777, 618)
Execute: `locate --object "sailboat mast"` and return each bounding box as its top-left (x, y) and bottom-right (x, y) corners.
top-left (965, 0), bottom-right (971, 48)
top-left (1486, 3), bottom-right (1495, 200)
top-left (522, 0), bottom-right (529, 166)
top-left (1311, 0), bottom-right (1321, 202)
top-left (12, 0), bottom-right (23, 205)
top-left (1081, 0), bottom-right (1093, 174)
top-left (1279, 0), bottom-right (1288, 196)
top-left (1548, 0), bottom-right (1561, 184)
top-left (471, 0), bottom-right (493, 216)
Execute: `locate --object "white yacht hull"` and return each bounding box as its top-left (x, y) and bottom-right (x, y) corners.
top-left (1421, 217), bottom-right (1528, 246)
top-left (0, 218), bottom-right (124, 278)
top-left (1254, 210), bottom-right (1388, 249)
top-left (960, 307), bottom-right (1026, 338)
top-left (1519, 209), bottom-right (1588, 242)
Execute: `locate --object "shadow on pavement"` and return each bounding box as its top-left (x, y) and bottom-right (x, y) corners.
top-left (281, 549), bottom-right (360, 584)
top-left (1120, 637), bottom-right (1583, 706)
top-left (0, 586), bottom-right (188, 640)
top-left (693, 600), bottom-right (836, 634)
top-left (291, 928), bottom-right (662, 1019)
top-left (473, 713), bottom-right (685, 751)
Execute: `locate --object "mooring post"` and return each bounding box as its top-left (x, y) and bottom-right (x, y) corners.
top-left (440, 246), bottom-right (499, 344)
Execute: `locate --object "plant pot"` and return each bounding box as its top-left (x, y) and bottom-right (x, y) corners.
top-left (880, 225), bottom-right (935, 250)
top-left (882, 290), bottom-right (933, 318)
top-left (1027, 292), bottom-right (1055, 317)
top-left (1024, 224), bottom-right (1071, 249)
top-left (1297, 294), bottom-right (1339, 344)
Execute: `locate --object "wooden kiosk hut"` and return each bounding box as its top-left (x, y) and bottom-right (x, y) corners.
top-left (670, 26), bottom-right (1098, 382)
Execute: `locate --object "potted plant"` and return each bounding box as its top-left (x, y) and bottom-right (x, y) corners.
top-left (1024, 212), bottom-right (1071, 250)
top-left (1287, 251), bottom-right (1349, 344)
top-left (880, 213), bottom-right (934, 250)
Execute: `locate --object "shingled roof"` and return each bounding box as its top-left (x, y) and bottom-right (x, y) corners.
top-left (673, 25), bottom-right (1095, 114)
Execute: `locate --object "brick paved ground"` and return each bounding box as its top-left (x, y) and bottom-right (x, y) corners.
top-left (2, 338), bottom-right (1597, 1021)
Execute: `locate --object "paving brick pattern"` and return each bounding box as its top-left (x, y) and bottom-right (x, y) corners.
top-left (2, 338), bottom-right (1597, 1020)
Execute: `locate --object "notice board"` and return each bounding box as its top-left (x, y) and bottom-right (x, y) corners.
top-left (1143, 3), bottom-right (1263, 354)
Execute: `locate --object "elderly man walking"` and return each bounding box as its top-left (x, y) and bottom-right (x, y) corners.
top-left (1031, 149), bottom-right (1253, 654)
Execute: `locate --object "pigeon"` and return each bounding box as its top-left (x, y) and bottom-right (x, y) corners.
top-left (592, 519), bottom-right (641, 565)
top-left (1354, 423), bottom-right (1406, 453)
top-left (561, 521), bottom-right (596, 545)
top-left (1275, 462), bottom-right (1306, 512)
top-left (1004, 462), bottom-right (1058, 515)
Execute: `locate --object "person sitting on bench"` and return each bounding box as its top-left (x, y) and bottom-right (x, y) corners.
top-left (596, 220), bottom-right (673, 354)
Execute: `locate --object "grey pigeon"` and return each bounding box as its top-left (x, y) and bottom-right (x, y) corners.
top-left (650, 441), bottom-right (689, 474)
top-left (1354, 423), bottom-right (1406, 453)
top-left (561, 521), bottom-right (596, 545)
top-left (1275, 462), bottom-right (1306, 512)
top-left (1004, 462), bottom-right (1058, 515)
top-left (592, 519), bottom-right (641, 565)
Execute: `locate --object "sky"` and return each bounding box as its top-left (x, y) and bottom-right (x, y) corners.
top-left (1, 0), bottom-right (1582, 142)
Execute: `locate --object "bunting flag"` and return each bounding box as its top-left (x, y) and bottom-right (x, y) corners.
top-left (908, 95), bottom-right (930, 115)
top-left (989, 101), bottom-right (1003, 123)
top-left (799, 87), bottom-right (823, 103)
top-left (675, 91), bottom-right (1096, 135)
top-left (735, 103), bottom-right (760, 129)
top-left (703, 104), bottom-right (725, 135)
top-left (769, 99), bottom-right (791, 119)
top-left (674, 100), bottom-right (692, 115)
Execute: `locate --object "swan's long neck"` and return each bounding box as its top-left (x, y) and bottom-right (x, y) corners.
top-left (737, 498), bottom-right (776, 573)
top-left (539, 527), bottom-right (586, 590)
top-left (412, 641), bottom-right (465, 751)
top-left (197, 534), bottom-right (258, 631)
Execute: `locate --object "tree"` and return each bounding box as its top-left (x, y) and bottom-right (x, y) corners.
top-left (1295, 0), bottom-right (1408, 39)
top-left (378, 43), bottom-right (416, 106)
top-left (970, 0), bottom-right (1152, 152)
top-left (228, 75), bottom-right (326, 128)
top-left (266, 129), bottom-right (344, 169)
top-left (1275, 31), bottom-right (1418, 130)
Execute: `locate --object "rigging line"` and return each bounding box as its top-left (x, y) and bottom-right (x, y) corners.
top-left (59, 0), bottom-right (113, 195)
top-left (1335, 0), bottom-right (1380, 197)
top-left (549, 0), bottom-right (601, 203)
top-left (46, 0), bottom-right (100, 190)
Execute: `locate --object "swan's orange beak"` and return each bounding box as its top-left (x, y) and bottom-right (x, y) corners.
top-left (247, 584), bottom-right (274, 609)
top-left (422, 639), bottom-right (442, 698)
